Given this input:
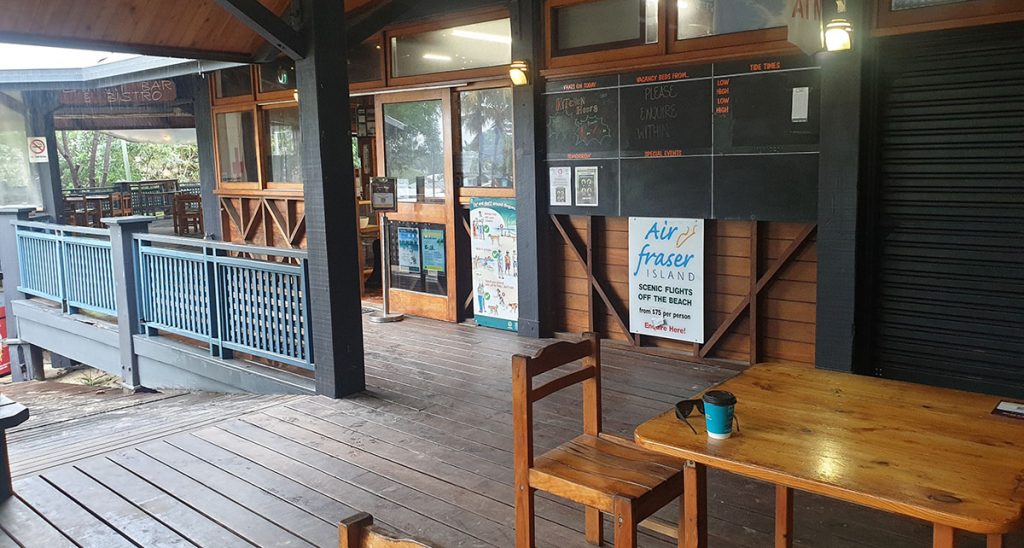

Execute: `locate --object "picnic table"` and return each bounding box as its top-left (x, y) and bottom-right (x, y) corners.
top-left (634, 363), bottom-right (1024, 548)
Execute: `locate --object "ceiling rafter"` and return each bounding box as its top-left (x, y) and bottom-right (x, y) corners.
top-left (213, 0), bottom-right (307, 60)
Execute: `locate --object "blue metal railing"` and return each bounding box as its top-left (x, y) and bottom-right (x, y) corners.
top-left (14, 221), bottom-right (117, 315)
top-left (135, 234), bottom-right (312, 370)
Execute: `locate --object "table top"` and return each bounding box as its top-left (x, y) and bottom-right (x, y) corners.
top-left (634, 363), bottom-right (1024, 534)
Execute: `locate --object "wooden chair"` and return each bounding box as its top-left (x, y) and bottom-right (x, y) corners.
top-left (173, 192), bottom-right (203, 235)
top-left (513, 333), bottom-right (685, 547)
top-left (339, 513), bottom-right (436, 547)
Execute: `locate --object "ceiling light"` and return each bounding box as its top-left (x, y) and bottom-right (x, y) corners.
top-left (451, 29), bottom-right (512, 44)
top-left (422, 53), bottom-right (452, 62)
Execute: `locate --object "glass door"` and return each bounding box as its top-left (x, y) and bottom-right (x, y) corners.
top-left (375, 90), bottom-right (457, 321)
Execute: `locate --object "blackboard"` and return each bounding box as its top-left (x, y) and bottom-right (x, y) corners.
top-left (543, 56), bottom-right (821, 223)
top-left (545, 88), bottom-right (619, 160)
top-left (619, 79), bottom-right (713, 157)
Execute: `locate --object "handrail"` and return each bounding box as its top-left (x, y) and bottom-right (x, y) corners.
top-left (13, 219), bottom-right (110, 237)
top-left (134, 233), bottom-right (307, 260)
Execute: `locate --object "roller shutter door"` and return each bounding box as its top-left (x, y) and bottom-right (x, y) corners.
top-left (868, 23), bottom-right (1024, 397)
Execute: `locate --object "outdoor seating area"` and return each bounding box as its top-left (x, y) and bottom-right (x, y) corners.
top-left (61, 180), bottom-right (197, 229)
top-left (2, 317), bottom-right (1019, 548)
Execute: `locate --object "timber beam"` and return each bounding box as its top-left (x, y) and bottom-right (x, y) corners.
top-left (214, 0), bottom-right (306, 60)
top-left (345, 0), bottom-right (418, 48)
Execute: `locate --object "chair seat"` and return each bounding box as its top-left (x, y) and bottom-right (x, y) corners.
top-left (530, 434), bottom-right (684, 514)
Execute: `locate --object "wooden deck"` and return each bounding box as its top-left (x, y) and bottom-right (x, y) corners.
top-left (1, 317), bottom-right (1020, 547)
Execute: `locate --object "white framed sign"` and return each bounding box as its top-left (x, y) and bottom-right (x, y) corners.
top-left (628, 217), bottom-right (705, 343)
top-left (549, 166), bottom-right (571, 206)
top-left (574, 166), bottom-right (598, 207)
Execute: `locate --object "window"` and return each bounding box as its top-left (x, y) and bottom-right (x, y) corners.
top-left (215, 111), bottom-right (258, 183)
top-left (389, 221), bottom-right (447, 296)
top-left (459, 88), bottom-right (513, 188)
top-left (262, 107), bottom-right (302, 183)
top-left (391, 18), bottom-right (512, 78)
top-left (554, 0), bottom-right (659, 55)
top-left (215, 66), bottom-right (253, 100)
top-left (258, 58), bottom-right (296, 94)
top-left (676, 0), bottom-right (786, 40)
top-left (383, 100), bottom-right (446, 202)
top-left (891, 0), bottom-right (969, 8)
top-left (0, 91), bottom-right (42, 207)
top-left (349, 38), bottom-right (384, 84)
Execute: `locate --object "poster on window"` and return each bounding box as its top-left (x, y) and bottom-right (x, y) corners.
top-left (421, 228), bottom-right (445, 273)
top-left (397, 227), bottom-right (421, 273)
top-left (470, 198), bottom-right (518, 332)
top-left (628, 217), bottom-right (705, 343)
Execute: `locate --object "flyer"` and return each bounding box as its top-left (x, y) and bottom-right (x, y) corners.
top-left (627, 217), bottom-right (705, 343)
top-left (549, 166), bottom-right (572, 206)
top-left (469, 198), bottom-right (518, 332)
top-left (396, 227), bottom-right (421, 273)
top-left (421, 228), bottom-right (445, 273)
top-left (574, 166), bottom-right (599, 207)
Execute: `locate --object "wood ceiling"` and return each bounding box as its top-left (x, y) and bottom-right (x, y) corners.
top-left (0, 0), bottom-right (379, 62)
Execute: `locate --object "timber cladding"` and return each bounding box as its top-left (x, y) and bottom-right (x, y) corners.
top-left (553, 216), bottom-right (816, 367)
top-left (219, 194), bottom-right (307, 249)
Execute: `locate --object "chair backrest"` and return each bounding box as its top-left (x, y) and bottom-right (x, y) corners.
top-left (512, 333), bottom-right (601, 470)
top-left (339, 513), bottom-right (435, 548)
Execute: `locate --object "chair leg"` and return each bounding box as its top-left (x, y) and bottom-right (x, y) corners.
top-left (586, 507), bottom-right (603, 545)
top-left (613, 498), bottom-right (636, 548)
top-left (515, 485), bottom-right (535, 548)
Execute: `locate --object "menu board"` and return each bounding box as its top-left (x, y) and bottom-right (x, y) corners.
top-left (544, 56), bottom-right (820, 222)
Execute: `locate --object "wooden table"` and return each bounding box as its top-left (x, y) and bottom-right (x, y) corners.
top-left (634, 363), bottom-right (1024, 548)
top-left (1, 395), bottom-right (29, 500)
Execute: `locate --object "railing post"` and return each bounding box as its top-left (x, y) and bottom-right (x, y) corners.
top-left (206, 246), bottom-right (232, 360)
top-left (104, 215), bottom-right (155, 391)
top-left (0, 207), bottom-right (45, 381)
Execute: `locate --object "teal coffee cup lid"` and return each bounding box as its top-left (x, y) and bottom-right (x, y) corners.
top-left (702, 390), bottom-right (736, 407)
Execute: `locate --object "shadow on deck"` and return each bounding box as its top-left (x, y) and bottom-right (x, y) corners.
top-left (0, 316), bottom-right (1019, 547)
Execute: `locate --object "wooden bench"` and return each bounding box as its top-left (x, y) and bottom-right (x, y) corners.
top-left (513, 333), bottom-right (686, 547)
top-left (339, 513), bottom-right (435, 547)
top-left (0, 395), bottom-right (29, 500)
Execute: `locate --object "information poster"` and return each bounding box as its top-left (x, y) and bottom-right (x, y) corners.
top-left (574, 166), bottom-right (599, 206)
top-left (628, 217), bottom-right (704, 343)
top-left (470, 198), bottom-right (518, 332)
top-left (549, 166), bottom-right (572, 206)
top-left (421, 228), bottom-right (445, 273)
top-left (397, 227), bottom-right (421, 273)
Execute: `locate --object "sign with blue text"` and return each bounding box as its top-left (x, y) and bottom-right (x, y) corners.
top-left (628, 217), bottom-right (705, 343)
top-left (470, 198), bottom-right (518, 332)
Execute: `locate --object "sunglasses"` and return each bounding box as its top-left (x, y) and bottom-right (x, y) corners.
top-left (674, 399), bottom-right (740, 435)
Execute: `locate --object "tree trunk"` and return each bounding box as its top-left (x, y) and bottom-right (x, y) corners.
top-left (57, 131), bottom-right (81, 189)
top-left (100, 134), bottom-right (113, 187)
top-left (86, 132), bottom-right (100, 188)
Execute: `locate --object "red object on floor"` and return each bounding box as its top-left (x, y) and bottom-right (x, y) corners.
top-left (0, 306), bottom-right (9, 376)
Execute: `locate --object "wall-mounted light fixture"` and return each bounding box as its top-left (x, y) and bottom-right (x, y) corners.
top-left (509, 60), bottom-right (529, 86)
top-left (824, 0), bottom-right (852, 52)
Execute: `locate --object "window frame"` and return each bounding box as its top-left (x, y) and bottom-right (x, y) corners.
top-left (666, 0), bottom-right (791, 55)
top-left (259, 101), bottom-right (304, 189)
top-left (873, 0), bottom-right (1024, 36)
top-left (545, 0), bottom-right (666, 70)
top-left (350, 33), bottom-right (388, 92)
top-left (454, 81), bottom-right (516, 201)
top-left (211, 66), bottom-right (257, 107)
top-left (212, 104), bottom-right (262, 190)
top-left (385, 8), bottom-right (513, 88)
top-left (256, 60), bottom-right (299, 103)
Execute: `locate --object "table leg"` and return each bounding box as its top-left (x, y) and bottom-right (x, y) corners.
top-left (986, 534), bottom-right (1003, 548)
top-left (933, 524), bottom-right (955, 548)
top-left (775, 485), bottom-right (793, 548)
top-left (682, 461), bottom-right (707, 548)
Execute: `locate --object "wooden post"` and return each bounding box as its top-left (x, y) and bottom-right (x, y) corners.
top-left (22, 92), bottom-right (64, 223)
top-left (682, 460), bottom-right (707, 548)
top-left (774, 485), bottom-right (793, 548)
top-left (296, 0), bottom-right (365, 398)
top-left (192, 74), bottom-right (221, 240)
top-left (932, 524), bottom-right (955, 548)
top-left (511, 0), bottom-right (552, 338)
top-left (104, 215), bottom-right (155, 390)
top-left (0, 207), bottom-right (44, 381)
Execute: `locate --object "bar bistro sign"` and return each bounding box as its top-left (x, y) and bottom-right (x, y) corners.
top-left (59, 80), bottom-right (177, 106)
top-left (628, 217), bottom-right (705, 343)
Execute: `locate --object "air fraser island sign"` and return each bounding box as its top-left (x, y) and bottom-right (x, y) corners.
top-left (628, 218), bottom-right (704, 343)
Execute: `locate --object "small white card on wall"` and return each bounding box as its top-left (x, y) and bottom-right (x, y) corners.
top-left (549, 166), bottom-right (572, 206)
top-left (574, 166), bottom-right (599, 207)
top-left (791, 87), bottom-right (809, 123)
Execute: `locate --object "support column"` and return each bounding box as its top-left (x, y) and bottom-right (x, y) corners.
top-left (815, 0), bottom-right (864, 372)
top-left (0, 207), bottom-right (44, 381)
top-left (296, 0), bottom-right (365, 397)
top-left (23, 92), bottom-right (63, 222)
top-left (104, 215), bottom-right (155, 390)
top-left (512, 0), bottom-right (553, 338)
top-left (193, 74), bottom-right (222, 240)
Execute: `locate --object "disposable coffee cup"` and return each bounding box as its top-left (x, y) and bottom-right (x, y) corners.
top-left (702, 390), bottom-right (737, 439)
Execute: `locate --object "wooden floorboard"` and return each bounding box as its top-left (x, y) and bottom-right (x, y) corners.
top-left (2, 316), bottom-right (1021, 547)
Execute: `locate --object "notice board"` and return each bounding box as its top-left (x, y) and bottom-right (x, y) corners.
top-left (544, 56), bottom-right (820, 222)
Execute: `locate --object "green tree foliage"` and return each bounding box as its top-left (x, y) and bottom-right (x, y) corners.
top-left (55, 130), bottom-right (199, 190)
